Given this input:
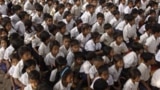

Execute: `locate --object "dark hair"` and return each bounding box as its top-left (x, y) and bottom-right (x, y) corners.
top-left (123, 14), bottom-right (130, 21)
top-left (43, 13), bottom-right (52, 20)
top-left (86, 4), bottom-right (95, 10)
top-left (58, 4), bottom-right (65, 10)
top-left (103, 23), bottom-right (112, 30)
top-left (98, 65), bottom-right (108, 75)
top-left (135, 0), bottom-right (140, 5)
top-left (131, 9), bottom-right (138, 16)
top-left (93, 78), bottom-right (108, 90)
top-left (81, 23), bottom-right (90, 32)
top-left (86, 51), bottom-right (96, 60)
top-left (130, 68), bottom-right (141, 79)
top-left (55, 56), bottom-right (67, 68)
top-left (18, 46), bottom-right (31, 58)
top-left (113, 54), bottom-right (123, 64)
top-left (49, 40), bottom-right (60, 51)
top-left (112, 10), bottom-right (120, 16)
top-left (145, 23), bottom-right (152, 31)
top-left (12, 5), bottom-right (22, 13)
top-left (33, 24), bottom-right (44, 32)
top-left (141, 52), bottom-right (154, 63)
top-left (75, 19), bottom-right (82, 26)
top-left (138, 9), bottom-right (144, 15)
top-left (48, 24), bottom-right (57, 33)
top-left (103, 46), bottom-right (113, 56)
top-left (35, 3), bottom-right (43, 12)
top-left (99, 0), bottom-right (106, 5)
top-left (63, 11), bottom-right (71, 19)
top-left (22, 59), bottom-right (36, 73)
top-left (113, 31), bottom-right (123, 40)
top-left (11, 38), bottom-right (24, 50)
top-left (63, 35), bottom-right (70, 41)
top-left (107, 3), bottom-right (115, 9)
top-left (57, 21), bottom-right (66, 30)
top-left (10, 51), bottom-right (20, 61)
top-left (0, 36), bottom-right (9, 47)
top-left (127, 15), bottom-right (135, 22)
top-left (131, 42), bottom-right (143, 52)
top-left (74, 52), bottom-right (84, 60)
top-left (60, 66), bottom-right (72, 80)
top-left (18, 11), bottom-right (28, 20)
top-left (24, 19), bottom-right (33, 33)
top-left (1, 17), bottom-right (11, 28)
top-left (39, 31), bottom-right (50, 43)
top-left (91, 32), bottom-right (100, 40)
top-left (152, 24), bottom-right (160, 34)
top-left (93, 56), bottom-right (103, 62)
top-left (149, 10), bottom-right (156, 15)
top-left (29, 70), bottom-right (40, 81)
top-left (97, 12), bottom-right (104, 19)
top-left (9, 33), bottom-right (20, 42)
top-left (70, 39), bottom-right (79, 47)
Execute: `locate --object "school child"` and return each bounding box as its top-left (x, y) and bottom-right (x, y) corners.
top-left (109, 10), bottom-right (121, 28)
top-left (108, 54), bottom-right (124, 90)
top-left (118, 0), bottom-right (126, 17)
top-left (123, 68), bottom-right (141, 90)
top-left (48, 24), bottom-right (58, 39)
top-left (43, 0), bottom-right (53, 14)
top-left (137, 52), bottom-right (155, 90)
top-left (49, 56), bottom-right (67, 85)
top-left (71, 0), bottom-right (82, 19)
top-left (55, 21), bottom-right (66, 45)
top-left (53, 4), bottom-right (65, 23)
top-left (0, 0), bottom-right (8, 15)
top-left (139, 23), bottom-right (152, 45)
top-left (50, 0), bottom-right (59, 17)
top-left (38, 31), bottom-right (51, 57)
top-left (0, 36), bottom-right (9, 62)
top-left (145, 24), bottom-right (160, 54)
top-left (100, 23), bottom-right (114, 46)
top-left (70, 19), bottom-right (82, 38)
top-left (81, 0), bottom-right (91, 12)
top-left (66, 39), bottom-right (80, 66)
top-left (41, 13), bottom-right (53, 31)
top-left (32, 3), bottom-right (43, 24)
top-left (64, 2), bottom-right (72, 12)
top-left (62, 11), bottom-right (75, 34)
top-left (91, 12), bottom-right (104, 34)
top-left (13, 46), bottom-right (32, 89)
top-left (124, 0), bottom-right (133, 14)
top-left (24, 70), bottom-right (40, 90)
top-left (31, 24), bottom-right (43, 54)
top-left (15, 11), bottom-right (29, 36)
top-left (90, 65), bottom-right (109, 89)
top-left (93, 78), bottom-right (108, 90)
top-left (85, 32), bottom-right (102, 55)
top-left (24, 0), bottom-right (35, 15)
top-left (76, 23), bottom-right (91, 48)
top-left (44, 40), bottom-right (64, 69)
top-left (10, 5), bottom-right (22, 27)
top-left (134, 0), bottom-right (141, 10)
top-left (110, 32), bottom-right (128, 55)
top-left (59, 35), bottom-right (71, 57)
top-left (89, 56), bottom-right (104, 80)
top-left (151, 68), bottom-right (160, 89)
top-left (95, 0), bottom-right (106, 14)
top-left (81, 4), bottom-right (96, 25)
top-left (53, 66), bottom-right (73, 90)
top-left (19, 59), bottom-right (36, 85)
top-left (123, 15), bottom-right (137, 45)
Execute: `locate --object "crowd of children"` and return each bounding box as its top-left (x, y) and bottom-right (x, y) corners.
top-left (0, 0), bottom-right (160, 90)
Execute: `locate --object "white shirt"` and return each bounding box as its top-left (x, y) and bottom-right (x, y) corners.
top-left (15, 21), bottom-right (25, 36)
top-left (158, 15), bottom-right (160, 24)
top-left (109, 65), bottom-right (122, 82)
top-left (89, 65), bottom-right (98, 80)
top-left (31, 34), bottom-right (41, 48)
top-left (44, 52), bottom-right (64, 67)
top-left (8, 65), bottom-right (16, 76)
top-left (0, 4), bottom-right (7, 15)
top-left (139, 32), bottom-right (149, 45)
top-left (124, 6), bottom-right (132, 14)
top-left (95, 6), bottom-right (103, 14)
top-left (43, 4), bottom-right (53, 14)
top-left (110, 41), bottom-right (128, 54)
top-left (116, 20), bottom-right (126, 31)
top-left (32, 13), bottom-right (43, 24)
top-left (24, 31), bottom-right (35, 44)
top-left (76, 33), bottom-right (91, 48)
top-left (41, 21), bottom-right (49, 31)
top-left (24, 84), bottom-right (33, 90)
top-left (54, 11), bottom-right (63, 22)
top-left (71, 5), bottom-right (81, 19)
top-left (38, 42), bottom-right (50, 57)
top-left (100, 33), bottom-right (114, 46)
top-left (118, 3), bottom-right (126, 15)
top-left (80, 60), bottom-right (92, 74)
top-left (53, 80), bottom-right (71, 90)
top-left (91, 22), bottom-right (104, 34)
top-left (10, 14), bottom-right (20, 27)
top-left (50, 69), bottom-right (58, 82)
top-left (139, 24), bottom-right (146, 34)
top-left (24, 0), bottom-right (34, 15)
top-left (19, 72), bottom-right (29, 85)
top-left (62, 19), bottom-right (75, 33)
top-left (145, 35), bottom-right (160, 54)
top-left (85, 39), bottom-right (102, 52)
top-left (60, 45), bottom-right (69, 57)
top-left (55, 32), bottom-right (63, 45)
top-left (141, 0), bottom-right (149, 10)
top-left (104, 11), bottom-right (114, 24)
top-left (123, 51), bottom-right (138, 68)
top-left (4, 45), bottom-right (14, 60)
top-left (123, 23), bottom-right (137, 43)
top-left (137, 63), bottom-right (151, 81)
top-left (0, 47), bottom-right (6, 60)
top-left (66, 51), bottom-right (74, 66)
top-left (123, 79), bottom-right (139, 90)
top-left (109, 17), bottom-right (120, 28)
top-left (70, 27), bottom-right (80, 38)
top-left (151, 69), bottom-right (160, 88)
top-left (13, 60), bottom-right (24, 79)
top-left (81, 11), bottom-right (96, 25)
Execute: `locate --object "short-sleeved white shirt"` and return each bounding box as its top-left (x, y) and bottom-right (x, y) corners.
top-left (80, 60), bottom-right (92, 74)
top-left (62, 19), bottom-right (75, 33)
top-left (54, 11), bottom-right (63, 22)
top-left (85, 39), bottom-right (102, 52)
top-left (100, 33), bottom-right (114, 46)
top-left (110, 41), bottom-right (128, 54)
top-left (81, 11), bottom-right (96, 25)
top-left (41, 21), bottom-right (49, 31)
top-left (38, 42), bottom-right (50, 57)
top-left (123, 79), bottom-right (139, 90)
top-left (31, 34), bottom-right (41, 48)
top-left (151, 69), bottom-right (160, 88)
top-left (32, 13), bottom-right (43, 24)
top-left (104, 11), bottom-right (114, 24)
top-left (24, 84), bottom-right (33, 90)
top-left (10, 14), bottom-right (20, 27)
top-left (50, 69), bottom-right (58, 82)
top-left (8, 65), bottom-right (16, 76)
top-left (115, 20), bottom-right (126, 31)
top-left (4, 45), bottom-right (14, 60)
top-left (0, 4), bottom-right (7, 15)
top-left (70, 27), bottom-right (80, 38)
top-left (60, 45), bottom-right (70, 57)
top-left (15, 21), bottom-right (25, 36)
top-left (13, 60), bottom-right (24, 79)
top-left (19, 72), bottom-right (29, 85)
top-left (0, 47), bottom-right (6, 60)
top-left (139, 32), bottom-right (149, 45)
top-left (66, 51), bottom-right (74, 66)
top-left (71, 5), bottom-right (81, 19)
top-left (55, 32), bottom-right (63, 45)
top-left (89, 65), bottom-right (98, 80)
top-left (109, 65), bottom-right (122, 82)
top-left (76, 33), bottom-right (91, 48)
top-left (53, 80), bottom-right (71, 90)
top-left (91, 22), bottom-right (104, 34)
top-left (124, 6), bottom-right (132, 14)
top-left (24, 0), bottom-right (34, 15)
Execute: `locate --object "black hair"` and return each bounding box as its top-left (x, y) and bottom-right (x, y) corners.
top-left (98, 64), bottom-right (108, 75)
top-left (60, 66), bottom-right (72, 80)
top-left (0, 36), bottom-right (9, 47)
top-left (18, 11), bottom-right (28, 20)
top-left (86, 51), bottom-right (96, 61)
top-left (63, 35), bottom-right (70, 40)
top-left (86, 4), bottom-right (95, 10)
top-left (138, 9), bottom-right (144, 15)
top-left (112, 10), bottom-right (120, 16)
top-left (107, 3), bottom-right (115, 9)
top-left (103, 46), bottom-right (113, 56)
top-left (131, 9), bottom-right (138, 15)
top-left (11, 5), bottom-right (22, 13)
top-left (75, 19), bottom-right (82, 26)
top-left (24, 19), bottom-right (33, 33)
top-left (33, 24), bottom-right (44, 32)
top-left (10, 51), bottom-right (20, 61)
top-left (11, 38), bottom-right (24, 50)
top-left (93, 56), bottom-right (103, 62)
top-left (74, 52), bottom-right (84, 60)
top-left (22, 59), bottom-right (36, 73)
top-left (35, 3), bottom-right (43, 12)
top-left (113, 54), bottom-right (123, 64)
top-left (152, 24), bottom-right (160, 34)
top-left (57, 21), bottom-right (66, 30)
top-left (1, 17), bottom-right (11, 29)
top-left (91, 32), bottom-right (100, 40)
top-left (127, 15), bottom-right (135, 22)
top-left (18, 46), bottom-right (31, 58)
top-left (48, 24), bottom-right (57, 34)
top-left (149, 10), bottom-right (156, 15)
top-left (81, 23), bottom-right (90, 32)
top-left (97, 12), bottom-right (104, 19)
top-left (145, 23), bottom-right (152, 31)
top-left (43, 13), bottom-right (52, 21)
top-left (130, 68), bottom-right (141, 80)
top-left (93, 78), bottom-right (108, 90)
top-left (131, 42), bottom-right (143, 52)
top-left (49, 40), bottom-right (60, 51)
top-left (70, 39), bottom-right (80, 47)
top-left (58, 4), bottom-right (65, 10)
top-left (103, 23), bottom-right (112, 30)
top-left (9, 33), bottom-right (20, 42)
top-left (99, 0), bottom-right (106, 5)
top-left (123, 14), bottom-right (130, 21)
top-left (39, 31), bottom-right (51, 43)
top-left (29, 70), bottom-right (40, 81)
top-left (63, 11), bottom-right (71, 19)
top-left (55, 56), bottom-right (67, 68)
top-left (113, 31), bottom-right (123, 40)
top-left (141, 52), bottom-right (154, 63)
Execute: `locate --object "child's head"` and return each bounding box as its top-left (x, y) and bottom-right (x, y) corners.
top-left (48, 24), bottom-right (57, 36)
top-left (99, 0), bottom-right (106, 6)
top-left (127, 15), bottom-right (135, 25)
top-left (98, 65), bottom-right (109, 80)
top-left (128, 0), bottom-right (133, 8)
top-left (112, 10), bottom-right (120, 19)
top-left (81, 23), bottom-right (91, 36)
top-left (107, 3), bottom-right (116, 12)
top-left (0, 29), bottom-right (7, 37)
top-left (22, 59), bottom-right (36, 73)
top-left (150, 10), bottom-right (156, 18)
top-left (91, 32), bottom-right (101, 43)
top-left (131, 42), bottom-right (143, 54)
top-left (58, 4), bottom-right (65, 14)
top-left (131, 9), bottom-right (138, 18)
top-left (135, 0), bottom-right (141, 7)
top-left (130, 68), bottom-right (141, 83)
top-left (86, 4), bottom-right (95, 14)
top-left (24, 19), bottom-right (33, 33)
top-left (97, 13), bottom-right (104, 25)
top-left (104, 23), bottom-right (113, 35)
top-left (74, 0), bottom-right (81, 6)
top-left (39, 31), bottom-right (51, 44)
top-left (103, 46), bottom-right (114, 57)
top-left (29, 70), bottom-right (40, 89)
top-left (120, 0), bottom-right (126, 4)
top-left (114, 32), bottom-right (123, 44)
top-left (47, 0), bottom-right (53, 6)
top-left (35, 3), bottom-right (43, 15)
top-left (142, 52), bottom-right (155, 65)
top-left (12, 5), bottom-right (22, 14)
top-left (18, 46), bottom-right (32, 61)
top-left (33, 24), bottom-right (44, 36)
top-left (57, 21), bottom-right (66, 34)
top-left (70, 39), bottom-right (80, 52)
top-left (10, 52), bottom-right (20, 66)
top-left (60, 67), bottom-right (73, 86)
top-left (63, 11), bottom-right (72, 22)
top-left (49, 40), bottom-right (60, 56)
top-left (0, 0), bottom-right (4, 5)
top-left (1, 17), bottom-right (11, 32)
top-left (93, 56), bottom-right (104, 69)
top-left (75, 19), bottom-right (82, 29)
top-left (93, 78), bottom-right (108, 90)
top-left (18, 11), bottom-right (29, 21)
top-left (11, 37), bottom-right (24, 50)
top-left (55, 56), bottom-right (67, 69)
top-left (43, 13), bottom-right (53, 26)
top-left (0, 36), bottom-right (9, 48)
top-left (63, 35), bottom-right (70, 48)
top-left (113, 54), bottom-right (124, 68)
top-left (86, 51), bottom-right (96, 61)
top-left (151, 24), bottom-right (160, 38)
top-left (74, 52), bottom-right (84, 65)
top-left (66, 2), bottom-right (72, 10)
top-left (145, 23), bottom-right (152, 34)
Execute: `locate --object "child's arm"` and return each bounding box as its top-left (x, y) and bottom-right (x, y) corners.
top-left (14, 78), bottom-right (26, 89)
